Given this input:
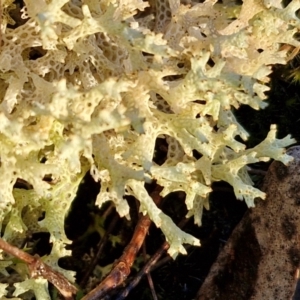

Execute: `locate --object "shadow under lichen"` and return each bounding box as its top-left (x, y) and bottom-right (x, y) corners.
top-left (235, 65), bottom-right (300, 149)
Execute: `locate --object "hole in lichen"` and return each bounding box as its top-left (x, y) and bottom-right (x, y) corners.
top-left (22, 46), bottom-right (47, 60)
top-left (193, 150), bottom-right (202, 160)
top-left (195, 99), bottom-right (207, 105)
top-left (64, 171), bottom-right (100, 243)
top-left (102, 41), bottom-right (110, 48)
top-left (40, 156), bottom-right (47, 163)
top-left (28, 120), bottom-right (37, 126)
top-left (29, 232), bottom-right (52, 257)
top-left (38, 211), bottom-right (46, 221)
top-left (207, 57), bottom-right (215, 68)
top-left (159, 13), bottom-right (165, 21)
top-left (160, 191), bottom-right (187, 222)
top-left (7, 0), bottom-right (28, 29)
top-left (162, 74), bottom-right (184, 81)
top-left (103, 49), bottom-right (109, 57)
top-left (14, 178), bottom-right (32, 190)
top-left (292, 32), bottom-right (300, 44)
top-left (153, 137), bottom-right (168, 166)
top-left (152, 93), bottom-right (173, 114)
top-left (20, 32), bottom-right (28, 39)
top-left (142, 51), bottom-right (154, 57)
top-left (42, 174), bottom-right (55, 183)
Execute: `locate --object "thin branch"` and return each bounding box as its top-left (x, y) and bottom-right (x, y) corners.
top-left (115, 217), bottom-right (191, 299)
top-left (116, 242), bottom-right (170, 300)
top-left (142, 242), bottom-right (158, 300)
top-left (147, 272), bottom-right (158, 300)
top-left (0, 238), bottom-right (77, 300)
top-left (82, 185), bottom-right (163, 300)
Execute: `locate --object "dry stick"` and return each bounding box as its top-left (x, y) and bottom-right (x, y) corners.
top-left (115, 217), bottom-right (191, 299)
top-left (142, 243), bottom-right (158, 300)
top-left (82, 186), bottom-right (163, 300)
top-left (116, 242), bottom-right (170, 300)
top-left (82, 215), bottom-right (152, 300)
top-left (0, 238), bottom-right (77, 300)
top-left (146, 272), bottom-right (158, 300)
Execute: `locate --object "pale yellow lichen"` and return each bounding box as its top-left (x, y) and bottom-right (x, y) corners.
top-left (0, 0), bottom-right (298, 296)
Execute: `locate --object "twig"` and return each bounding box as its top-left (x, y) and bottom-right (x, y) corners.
top-left (116, 242), bottom-right (170, 300)
top-left (82, 185), bottom-right (163, 300)
top-left (115, 218), bottom-right (190, 299)
top-left (147, 272), bottom-right (158, 300)
top-left (142, 242), bottom-right (158, 300)
top-left (0, 238), bottom-right (77, 300)
top-left (82, 215), bottom-right (151, 300)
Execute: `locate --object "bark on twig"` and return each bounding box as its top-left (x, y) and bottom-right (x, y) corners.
top-left (0, 238), bottom-right (77, 300)
top-left (116, 216), bottom-right (190, 299)
top-left (116, 241), bottom-right (170, 300)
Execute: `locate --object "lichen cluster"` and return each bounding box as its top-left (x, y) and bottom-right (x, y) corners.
top-left (0, 0), bottom-right (297, 298)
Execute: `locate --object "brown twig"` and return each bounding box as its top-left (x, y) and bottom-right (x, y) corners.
top-left (115, 217), bottom-right (190, 299)
top-left (82, 185), bottom-right (163, 300)
top-left (142, 242), bottom-right (158, 300)
top-left (116, 241), bottom-right (170, 300)
top-left (147, 271), bottom-right (158, 300)
top-left (0, 238), bottom-right (77, 299)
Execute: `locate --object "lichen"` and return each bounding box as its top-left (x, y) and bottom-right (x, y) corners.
top-left (0, 0), bottom-right (297, 297)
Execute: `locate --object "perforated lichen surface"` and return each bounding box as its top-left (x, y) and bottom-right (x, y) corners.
top-left (0, 0), bottom-right (298, 298)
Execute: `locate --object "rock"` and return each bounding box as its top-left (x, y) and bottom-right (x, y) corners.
top-left (196, 146), bottom-right (300, 300)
